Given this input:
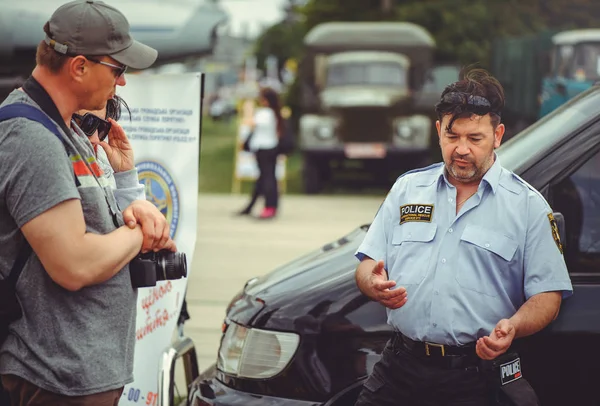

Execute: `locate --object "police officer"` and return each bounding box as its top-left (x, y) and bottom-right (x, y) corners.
top-left (354, 69), bottom-right (573, 406)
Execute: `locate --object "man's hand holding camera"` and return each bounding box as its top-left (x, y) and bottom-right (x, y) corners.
top-left (123, 200), bottom-right (176, 253)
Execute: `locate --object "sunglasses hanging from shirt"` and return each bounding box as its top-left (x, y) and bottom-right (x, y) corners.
top-left (72, 112), bottom-right (112, 142)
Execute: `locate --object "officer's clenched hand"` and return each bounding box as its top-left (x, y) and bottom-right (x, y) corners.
top-left (122, 200), bottom-right (177, 254)
top-left (370, 260), bottom-right (408, 309)
top-left (476, 319), bottom-right (516, 360)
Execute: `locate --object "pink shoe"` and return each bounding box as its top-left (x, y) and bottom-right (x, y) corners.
top-left (259, 207), bottom-right (277, 219)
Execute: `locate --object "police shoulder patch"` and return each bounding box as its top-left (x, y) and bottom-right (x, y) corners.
top-left (547, 212), bottom-right (563, 254)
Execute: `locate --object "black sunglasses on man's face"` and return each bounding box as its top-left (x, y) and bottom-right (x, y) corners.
top-left (85, 56), bottom-right (128, 79)
top-left (72, 113), bottom-right (112, 142)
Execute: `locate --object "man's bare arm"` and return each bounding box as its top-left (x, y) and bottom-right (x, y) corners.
top-left (510, 291), bottom-right (562, 338)
top-left (21, 198), bottom-right (143, 291)
top-left (355, 258), bottom-right (378, 299)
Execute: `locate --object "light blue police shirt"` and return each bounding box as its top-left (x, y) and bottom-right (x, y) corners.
top-left (356, 157), bottom-right (573, 346)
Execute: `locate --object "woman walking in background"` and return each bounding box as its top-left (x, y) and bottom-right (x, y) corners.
top-left (238, 87), bottom-right (283, 219)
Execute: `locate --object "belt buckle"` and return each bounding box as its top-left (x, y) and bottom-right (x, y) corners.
top-left (425, 342), bottom-right (445, 357)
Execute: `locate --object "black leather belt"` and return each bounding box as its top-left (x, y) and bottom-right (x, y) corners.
top-left (393, 332), bottom-right (479, 369)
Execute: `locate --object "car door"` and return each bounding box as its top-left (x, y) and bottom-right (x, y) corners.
top-left (518, 118), bottom-right (600, 406)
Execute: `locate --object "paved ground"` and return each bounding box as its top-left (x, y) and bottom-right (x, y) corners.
top-left (173, 193), bottom-right (384, 395)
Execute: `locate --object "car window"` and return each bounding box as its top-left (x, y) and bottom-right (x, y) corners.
top-left (550, 149), bottom-right (600, 274)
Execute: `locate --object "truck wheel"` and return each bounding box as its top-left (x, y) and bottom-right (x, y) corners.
top-left (303, 156), bottom-right (323, 194)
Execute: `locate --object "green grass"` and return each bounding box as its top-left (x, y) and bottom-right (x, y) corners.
top-left (197, 116), bottom-right (394, 196)
top-left (198, 117), bottom-right (302, 194)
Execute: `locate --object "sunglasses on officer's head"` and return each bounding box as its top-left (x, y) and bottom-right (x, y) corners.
top-left (72, 113), bottom-right (112, 142)
top-left (439, 92), bottom-right (499, 116)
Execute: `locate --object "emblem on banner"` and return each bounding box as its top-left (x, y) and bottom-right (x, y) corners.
top-left (136, 161), bottom-right (180, 239)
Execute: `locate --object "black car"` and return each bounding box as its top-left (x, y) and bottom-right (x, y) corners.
top-left (188, 85), bottom-right (600, 406)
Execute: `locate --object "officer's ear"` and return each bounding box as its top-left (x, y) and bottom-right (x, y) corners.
top-left (436, 120), bottom-right (441, 140)
top-left (493, 123), bottom-right (505, 149)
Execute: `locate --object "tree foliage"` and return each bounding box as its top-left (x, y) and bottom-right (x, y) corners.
top-left (253, 0), bottom-right (600, 71)
top-left (301, 0), bottom-right (401, 29)
top-left (252, 20), bottom-right (306, 75)
top-left (251, 0), bottom-right (600, 119)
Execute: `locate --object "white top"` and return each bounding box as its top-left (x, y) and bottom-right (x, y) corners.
top-left (249, 107), bottom-right (279, 151)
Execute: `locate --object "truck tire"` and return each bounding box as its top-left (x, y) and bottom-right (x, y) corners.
top-left (303, 156), bottom-right (323, 194)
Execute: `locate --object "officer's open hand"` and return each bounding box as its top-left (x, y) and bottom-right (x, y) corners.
top-left (370, 260), bottom-right (407, 309)
top-left (122, 200), bottom-right (177, 254)
top-left (476, 318), bottom-right (516, 360)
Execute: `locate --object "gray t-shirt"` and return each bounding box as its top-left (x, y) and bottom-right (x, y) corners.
top-left (0, 89), bottom-right (138, 396)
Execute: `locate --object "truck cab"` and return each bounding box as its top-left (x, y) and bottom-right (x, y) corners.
top-left (539, 29), bottom-right (600, 117)
top-left (298, 22), bottom-right (436, 194)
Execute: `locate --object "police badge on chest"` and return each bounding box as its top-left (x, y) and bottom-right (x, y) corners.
top-left (399, 204), bottom-right (434, 224)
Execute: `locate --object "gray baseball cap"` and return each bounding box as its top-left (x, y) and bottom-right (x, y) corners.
top-left (43, 0), bottom-right (158, 70)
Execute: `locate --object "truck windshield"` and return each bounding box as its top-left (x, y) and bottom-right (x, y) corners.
top-left (327, 63), bottom-right (407, 87)
top-left (554, 42), bottom-right (600, 81)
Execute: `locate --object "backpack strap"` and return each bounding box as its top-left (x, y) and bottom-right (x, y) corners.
top-left (0, 103), bottom-right (69, 285)
top-left (0, 103), bottom-right (67, 144)
top-left (5, 240), bottom-right (32, 289)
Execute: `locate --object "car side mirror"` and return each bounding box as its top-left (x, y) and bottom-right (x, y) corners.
top-left (553, 212), bottom-right (567, 251)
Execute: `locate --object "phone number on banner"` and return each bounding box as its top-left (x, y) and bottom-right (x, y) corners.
top-left (121, 387), bottom-right (158, 405)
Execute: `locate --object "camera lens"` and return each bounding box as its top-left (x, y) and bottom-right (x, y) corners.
top-left (163, 252), bottom-right (187, 280)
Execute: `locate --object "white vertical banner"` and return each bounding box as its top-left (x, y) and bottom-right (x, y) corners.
top-left (116, 72), bottom-right (202, 406)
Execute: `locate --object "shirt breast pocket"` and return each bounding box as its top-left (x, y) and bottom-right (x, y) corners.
top-left (390, 222), bottom-right (437, 285)
top-left (456, 225), bottom-right (518, 297)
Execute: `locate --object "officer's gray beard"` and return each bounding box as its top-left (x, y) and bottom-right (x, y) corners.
top-left (447, 152), bottom-right (495, 184)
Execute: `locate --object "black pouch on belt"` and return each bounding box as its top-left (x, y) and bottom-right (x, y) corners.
top-left (480, 352), bottom-right (540, 406)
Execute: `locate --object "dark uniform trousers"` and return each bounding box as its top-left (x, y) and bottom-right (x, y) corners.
top-left (1, 374), bottom-right (124, 406)
top-left (355, 334), bottom-right (537, 406)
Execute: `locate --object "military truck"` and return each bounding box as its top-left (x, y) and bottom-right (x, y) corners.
top-left (298, 22), bottom-right (436, 194)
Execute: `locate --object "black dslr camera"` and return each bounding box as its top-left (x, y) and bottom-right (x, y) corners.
top-left (129, 250), bottom-right (187, 288)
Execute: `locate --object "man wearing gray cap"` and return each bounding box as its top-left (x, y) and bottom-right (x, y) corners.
top-left (0, 1), bottom-right (175, 404)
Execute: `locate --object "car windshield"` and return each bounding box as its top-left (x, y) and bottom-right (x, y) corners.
top-left (326, 62), bottom-right (407, 87)
top-left (497, 85), bottom-right (600, 173)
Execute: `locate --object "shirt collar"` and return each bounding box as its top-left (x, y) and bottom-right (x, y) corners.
top-left (434, 153), bottom-right (502, 194)
top-left (482, 153), bottom-right (502, 194)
